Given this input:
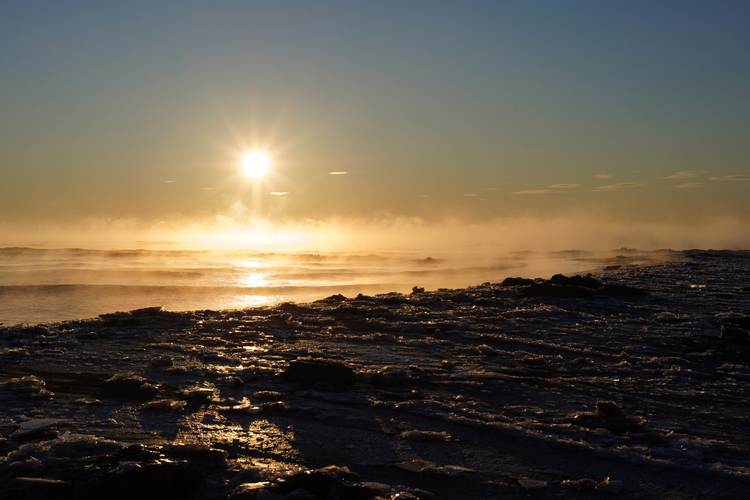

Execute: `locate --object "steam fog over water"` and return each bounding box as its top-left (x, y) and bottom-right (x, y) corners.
top-left (0, 246), bottom-right (649, 325)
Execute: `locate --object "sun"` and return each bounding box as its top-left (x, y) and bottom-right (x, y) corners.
top-left (240, 151), bottom-right (271, 179)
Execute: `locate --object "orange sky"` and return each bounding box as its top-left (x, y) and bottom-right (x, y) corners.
top-left (1, 2), bottom-right (748, 250)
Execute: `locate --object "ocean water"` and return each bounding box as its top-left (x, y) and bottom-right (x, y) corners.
top-left (0, 246), bottom-right (628, 325)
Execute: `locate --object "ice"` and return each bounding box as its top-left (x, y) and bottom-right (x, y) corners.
top-left (1, 250), bottom-right (749, 498)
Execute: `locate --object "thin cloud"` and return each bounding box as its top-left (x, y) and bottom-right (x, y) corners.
top-left (550, 184), bottom-right (579, 189)
top-left (594, 182), bottom-right (643, 192)
top-left (512, 189), bottom-right (566, 195)
top-left (710, 175), bottom-right (750, 181)
top-left (270, 192), bottom-right (288, 196)
top-left (675, 183), bottom-right (703, 189)
top-left (164, 180), bottom-right (176, 183)
top-left (329, 171), bottom-right (348, 175)
top-left (593, 174), bottom-right (612, 179)
top-left (464, 194), bottom-right (478, 197)
top-left (664, 171), bottom-right (709, 179)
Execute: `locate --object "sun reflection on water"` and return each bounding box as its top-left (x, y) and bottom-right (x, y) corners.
top-left (237, 270), bottom-right (269, 288)
top-left (231, 260), bottom-right (272, 290)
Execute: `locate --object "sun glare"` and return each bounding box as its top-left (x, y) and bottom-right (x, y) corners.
top-left (240, 151), bottom-right (271, 179)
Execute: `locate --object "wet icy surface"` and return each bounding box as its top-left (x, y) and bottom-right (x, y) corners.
top-left (1, 250), bottom-right (749, 499)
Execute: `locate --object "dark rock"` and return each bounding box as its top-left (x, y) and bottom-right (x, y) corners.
top-left (549, 274), bottom-right (603, 289)
top-left (501, 277), bottom-right (534, 286)
top-left (314, 294), bottom-right (348, 304)
top-left (75, 331), bottom-right (99, 340)
top-left (371, 366), bottom-right (410, 386)
top-left (720, 316), bottom-right (750, 329)
top-left (277, 302), bottom-right (303, 311)
top-left (102, 373), bottom-right (151, 399)
top-left (1, 439), bottom-right (217, 500)
top-left (518, 283), bottom-right (597, 299)
top-left (331, 305), bottom-right (368, 315)
top-left (99, 315), bottom-right (149, 327)
top-left (561, 478), bottom-right (599, 490)
top-left (87, 455), bottom-right (196, 500)
top-left (130, 306), bottom-right (163, 317)
top-left (377, 294), bottom-right (409, 305)
top-left (312, 381), bottom-right (335, 392)
top-left (272, 466), bottom-right (362, 498)
top-left (111, 443), bottom-right (162, 461)
top-left (280, 358), bottom-right (356, 387)
top-left (411, 286), bottom-right (425, 294)
top-left (596, 400), bottom-right (623, 418)
top-left (22, 326), bottom-right (49, 336)
top-left (161, 443), bottom-right (228, 462)
top-left (285, 488), bottom-right (315, 499)
top-left (572, 401), bottom-right (643, 432)
top-left (103, 372), bottom-right (146, 389)
top-left (720, 323), bottom-right (748, 344)
top-left (150, 354), bottom-right (173, 367)
top-left (230, 482), bottom-right (274, 499)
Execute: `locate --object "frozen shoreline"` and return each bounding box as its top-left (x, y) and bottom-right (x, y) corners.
top-left (1, 249), bottom-right (749, 499)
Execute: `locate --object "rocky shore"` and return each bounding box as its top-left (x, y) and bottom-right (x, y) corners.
top-left (1, 250), bottom-right (749, 499)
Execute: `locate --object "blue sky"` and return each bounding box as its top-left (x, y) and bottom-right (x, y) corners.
top-left (1, 1), bottom-right (748, 249)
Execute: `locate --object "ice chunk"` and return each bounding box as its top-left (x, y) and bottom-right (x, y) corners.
top-left (10, 419), bottom-right (66, 439)
top-left (141, 399), bottom-right (186, 411)
top-left (517, 479), bottom-right (548, 489)
top-left (400, 430), bottom-right (451, 441)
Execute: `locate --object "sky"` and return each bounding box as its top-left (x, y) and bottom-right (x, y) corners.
top-left (1, 1), bottom-right (749, 251)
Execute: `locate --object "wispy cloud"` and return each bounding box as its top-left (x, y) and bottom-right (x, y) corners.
top-left (512, 189), bottom-right (565, 195)
top-left (164, 180), bottom-right (176, 183)
top-left (710, 175), bottom-right (750, 181)
top-left (594, 182), bottom-right (643, 192)
top-left (464, 193), bottom-right (478, 197)
top-left (593, 174), bottom-right (612, 179)
top-left (675, 183), bottom-right (703, 189)
top-left (550, 183), bottom-right (579, 189)
top-left (329, 171), bottom-right (348, 175)
top-left (270, 192), bottom-right (288, 196)
top-left (664, 171), bottom-right (709, 179)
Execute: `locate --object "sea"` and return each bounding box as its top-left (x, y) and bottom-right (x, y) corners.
top-left (0, 246), bottom-right (639, 326)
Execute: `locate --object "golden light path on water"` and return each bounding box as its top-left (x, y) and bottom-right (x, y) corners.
top-left (223, 259), bottom-right (280, 309)
top-left (235, 260), bottom-right (271, 288)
